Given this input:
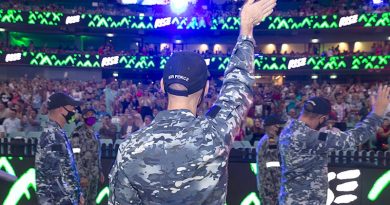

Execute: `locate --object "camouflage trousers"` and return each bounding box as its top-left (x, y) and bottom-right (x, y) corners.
top-left (81, 177), bottom-right (99, 205)
top-left (260, 191), bottom-right (279, 205)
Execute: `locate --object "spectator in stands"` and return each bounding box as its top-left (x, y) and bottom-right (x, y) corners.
top-left (0, 102), bottom-right (10, 124)
top-left (287, 108), bottom-right (298, 120)
top-left (319, 115), bottom-right (340, 132)
top-left (249, 118), bottom-right (265, 146)
top-left (119, 115), bottom-right (135, 138)
top-left (3, 108), bottom-right (21, 134)
top-left (99, 114), bottom-right (117, 142)
top-left (376, 118), bottom-right (390, 151)
top-left (96, 104), bottom-right (108, 119)
top-left (139, 91), bottom-right (154, 120)
top-left (333, 93), bottom-right (349, 131)
top-left (23, 108), bottom-right (41, 132)
top-left (144, 115), bottom-right (153, 126)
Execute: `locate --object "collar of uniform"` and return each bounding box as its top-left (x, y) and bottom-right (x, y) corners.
top-left (154, 109), bottom-right (195, 121)
top-left (47, 119), bottom-right (62, 129)
top-left (292, 119), bottom-right (314, 131)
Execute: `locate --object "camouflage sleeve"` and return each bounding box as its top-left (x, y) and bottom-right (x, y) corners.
top-left (304, 112), bottom-right (383, 151)
top-left (36, 132), bottom-right (61, 203)
top-left (109, 144), bottom-right (141, 205)
top-left (207, 36), bottom-right (255, 145)
top-left (70, 130), bottom-right (87, 177)
top-left (256, 137), bottom-right (268, 195)
top-left (98, 135), bottom-right (103, 173)
top-left (324, 112), bottom-right (383, 150)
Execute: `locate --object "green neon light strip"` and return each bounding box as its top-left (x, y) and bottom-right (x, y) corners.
top-left (0, 52), bottom-right (384, 71)
top-left (1, 9), bottom-right (389, 30)
top-left (96, 186), bottom-right (110, 204)
top-left (250, 163), bottom-right (258, 175)
top-left (368, 170), bottom-right (390, 201)
top-left (3, 168), bottom-right (36, 205)
top-left (241, 192), bottom-right (261, 205)
top-left (0, 157), bottom-right (17, 177)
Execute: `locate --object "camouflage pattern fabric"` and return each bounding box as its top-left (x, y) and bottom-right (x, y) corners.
top-left (108, 36), bottom-right (255, 205)
top-left (278, 112), bottom-right (383, 205)
top-left (71, 124), bottom-right (102, 205)
top-left (256, 134), bottom-right (281, 205)
top-left (35, 120), bottom-right (81, 205)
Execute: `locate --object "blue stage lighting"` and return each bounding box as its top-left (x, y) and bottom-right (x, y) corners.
top-left (170, 0), bottom-right (189, 15)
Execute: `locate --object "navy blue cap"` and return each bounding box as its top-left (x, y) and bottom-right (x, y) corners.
top-left (303, 97), bottom-right (331, 115)
top-left (163, 51), bottom-right (210, 96)
top-left (47, 93), bottom-right (82, 110)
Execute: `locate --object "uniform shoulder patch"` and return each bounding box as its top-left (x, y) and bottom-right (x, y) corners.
top-left (318, 132), bottom-right (328, 141)
top-left (206, 105), bottom-right (221, 118)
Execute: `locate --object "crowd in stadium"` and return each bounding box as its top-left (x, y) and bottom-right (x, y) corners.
top-left (0, 76), bottom-right (389, 151)
top-left (0, 0), bottom-right (389, 18)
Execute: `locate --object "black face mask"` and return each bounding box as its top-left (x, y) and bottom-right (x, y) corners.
top-left (316, 117), bottom-right (328, 131)
top-left (63, 107), bottom-right (75, 124)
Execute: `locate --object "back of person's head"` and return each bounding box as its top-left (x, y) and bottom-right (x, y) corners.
top-left (300, 97), bottom-right (331, 130)
top-left (161, 51), bottom-right (210, 109)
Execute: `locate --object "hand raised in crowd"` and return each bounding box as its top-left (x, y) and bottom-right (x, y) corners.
top-left (371, 85), bottom-right (390, 117)
top-left (240, 0), bottom-right (277, 36)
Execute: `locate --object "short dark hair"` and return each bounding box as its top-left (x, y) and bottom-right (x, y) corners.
top-left (105, 114), bottom-right (112, 119)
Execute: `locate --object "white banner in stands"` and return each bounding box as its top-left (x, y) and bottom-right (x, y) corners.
top-left (101, 56), bottom-right (119, 67)
top-left (339, 14), bottom-right (359, 27)
top-left (5, 53), bottom-right (21, 62)
top-left (288, 57), bottom-right (307, 69)
top-left (155, 17), bottom-right (172, 28)
top-left (65, 15), bottom-right (81, 25)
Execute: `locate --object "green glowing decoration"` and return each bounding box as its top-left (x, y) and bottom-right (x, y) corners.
top-left (1, 9), bottom-right (389, 30)
top-left (96, 186), bottom-right (110, 204)
top-left (250, 163), bottom-right (258, 175)
top-left (3, 168), bottom-right (36, 205)
top-left (368, 170), bottom-right (390, 201)
top-left (28, 11), bottom-right (63, 26)
top-left (0, 157), bottom-right (16, 177)
top-left (240, 192), bottom-right (261, 205)
top-left (0, 9), bottom-right (24, 23)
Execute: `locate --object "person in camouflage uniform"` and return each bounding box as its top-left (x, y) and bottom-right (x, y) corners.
top-left (256, 115), bottom-right (286, 205)
top-left (108, 1), bottom-right (277, 204)
top-left (35, 93), bottom-right (83, 205)
top-left (71, 109), bottom-right (104, 205)
top-left (278, 85), bottom-right (390, 205)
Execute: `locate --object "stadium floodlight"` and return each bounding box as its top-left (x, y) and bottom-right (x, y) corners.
top-left (113, 72), bottom-right (119, 77)
top-left (174, 39), bottom-right (183, 44)
top-left (170, 0), bottom-right (189, 15)
top-left (311, 39), bottom-right (319, 43)
top-left (311, 74), bottom-right (318, 80)
top-left (372, 0), bottom-right (383, 5)
top-left (388, 36), bottom-right (390, 41)
top-left (330, 74), bottom-right (337, 79)
top-left (0, 28), bottom-right (5, 32)
top-left (106, 33), bottom-right (114, 37)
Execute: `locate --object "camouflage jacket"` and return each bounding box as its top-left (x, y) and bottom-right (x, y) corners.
top-left (278, 112), bottom-right (383, 205)
top-left (256, 134), bottom-right (281, 205)
top-left (35, 120), bottom-right (81, 205)
top-left (71, 124), bottom-right (102, 178)
top-left (109, 36), bottom-right (255, 205)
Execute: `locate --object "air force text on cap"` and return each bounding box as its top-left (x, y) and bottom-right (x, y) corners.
top-left (168, 75), bottom-right (189, 82)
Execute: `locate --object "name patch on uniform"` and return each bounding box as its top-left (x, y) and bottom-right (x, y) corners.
top-left (206, 105), bottom-right (221, 118)
top-left (318, 132), bottom-right (328, 141)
